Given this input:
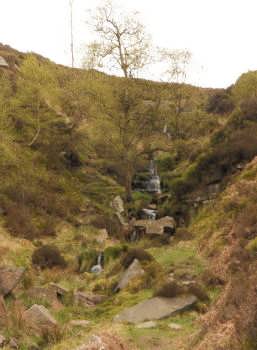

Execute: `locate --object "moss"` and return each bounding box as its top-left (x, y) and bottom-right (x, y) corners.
top-left (246, 237), bottom-right (257, 254)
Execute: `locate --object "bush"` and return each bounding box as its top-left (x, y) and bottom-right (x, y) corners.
top-left (187, 283), bottom-right (209, 302)
top-left (104, 245), bottom-right (127, 265)
top-left (120, 248), bottom-right (153, 268)
top-left (32, 245), bottom-right (67, 269)
top-left (154, 281), bottom-right (184, 298)
top-left (77, 249), bottom-right (98, 273)
top-left (206, 90), bottom-right (234, 114)
top-left (240, 97), bottom-right (257, 121)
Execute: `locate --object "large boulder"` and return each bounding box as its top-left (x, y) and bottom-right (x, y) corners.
top-left (22, 304), bottom-right (58, 335)
top-left (133, 216), bottom-right (176, 236)
top-left (114, 295), bottom-right (197, 324)
top-left (0, 266), bottom-right (25, 296)
top-left (115, 259), bottom-right (145, 292)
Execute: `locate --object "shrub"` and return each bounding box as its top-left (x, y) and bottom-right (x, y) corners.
top-left (77, 249), bottom-right (98, 273)
top-left (154, 281), bottom-right (184, 298)
top-left (240, 97), bottom-right (257, 121)
top-left (120, 248), bottom-right (153, 268)
top-left (187, 283), bottom-right (210, 302)
top-left (206, 90), bottom-right (234, 114)
top-left (104, 245), bottom-right (127, 265)
top-left (32, 245), bottom-right (67, 269)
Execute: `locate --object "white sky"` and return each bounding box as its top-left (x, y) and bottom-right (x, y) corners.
top-left (0, 0), bottom-right (257, 88)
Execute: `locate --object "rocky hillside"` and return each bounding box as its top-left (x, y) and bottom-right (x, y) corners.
top-left (0, 44), bottom-right (256, 350)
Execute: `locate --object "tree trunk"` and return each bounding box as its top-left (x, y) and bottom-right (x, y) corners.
top-left (125, 164), bottom-right (133, 202)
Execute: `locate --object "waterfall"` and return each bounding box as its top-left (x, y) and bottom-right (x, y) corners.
top-left (142, 208), bottom-right (157, 220)
top-left (91, 252), bottom-right (104, 274)
top-left (147, 159), bottom-right (161, 194)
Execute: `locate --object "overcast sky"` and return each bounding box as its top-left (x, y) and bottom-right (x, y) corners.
top-left (1, 0), bottom-right (257, 88)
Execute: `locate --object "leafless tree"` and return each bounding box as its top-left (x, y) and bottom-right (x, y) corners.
top-left (84, 0), bottom-right (152, 78)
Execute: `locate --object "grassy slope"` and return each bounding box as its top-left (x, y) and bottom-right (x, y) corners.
top-left (1, 44), bottom-right (257, 349)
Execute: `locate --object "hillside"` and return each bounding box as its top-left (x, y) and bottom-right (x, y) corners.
top-left (0, 43), bottom-right (256, 350)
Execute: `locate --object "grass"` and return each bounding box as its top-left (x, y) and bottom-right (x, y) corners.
top-left (148, 243), bottom-right (205, 277)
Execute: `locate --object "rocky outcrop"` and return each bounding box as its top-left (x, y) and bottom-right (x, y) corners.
top-left (0, 266), bottom-right (25, 296)
top-left (22, 304), bottom-right (58, 335)
top-left (114, 295), bottom-right (197, 324)
top-left (115, 259), bottom-right (145, 291)
top-left (133, 216), bottom-right (176, 235)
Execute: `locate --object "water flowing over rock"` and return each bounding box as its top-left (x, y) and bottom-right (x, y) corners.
top-left (147, 160), bottom-right (161, 194)
top-left (115, 259), bottom-right (145, 292)
top-left (0, 266), bottom-right (25, 296)
top-left (141, 208), bottom-right (157, 220)
top-left (91, 252), bottom-right (104, 274)
top-left (114, 295), bottom-right (197, 324)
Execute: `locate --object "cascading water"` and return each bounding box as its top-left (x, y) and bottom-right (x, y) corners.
top-left (146, 159), bottom-right (161, 194)
top-left (91, 252), bottom-right (104, 274)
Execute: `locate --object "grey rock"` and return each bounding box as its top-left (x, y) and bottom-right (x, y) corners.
top-left (0, 266), bottom-right (25, 296)
top-left (0, 335), bottom-right (6, 348)
top-left (9, 338), bottom-right (19, 349)
top-left (136, 321), bottom-right (157, 329)
top-left (134, 216), bottom-right (176, 235)
top-left (48, 283), bottom-right (69, 297)
top-left (0, 56), bottom-right (8, 68)
top-left (22, 304), bottom-right (58, 335)
top-left (74, 292), bottom-right (106, 307)
top-left (116, 259), bottom-right (145, 291)
top-left (169, 322), bottom-right (183, 330)
top-left (114, 295), bottom-right (197, 324)
top-left (70, 320), bottom-right (91, 328)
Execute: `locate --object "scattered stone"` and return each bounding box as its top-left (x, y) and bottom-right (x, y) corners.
top-left (9, 338), bottom-right (19, 349)
top-left (96, 229), bottom-right (109, 244)
top-left (111, 196), bottom-right (124, 214)
top-left (134, 216), bottom-right (176, 236)
top-left (48, 283), bottom-right (69, 298)
top-left (0, 56), bottom-right (8, 68)
top-left (0, 335), bottom-right (6, 348)
top-left (22, 304), bottom-right (58, 335)
top-left (74, 292), bottom-right (106, 307)
top-left (0, 266), bottom-right (25, 296)
top-left (136, 321), bottom-right (157, 329)
top-left (70, 320), bottom-right (91, 328)
top-left (169, 323), bottom-right (183, 330)
top-left (114, 295), bottom-right (197, 324)
top-left (116, 259), bottom-right (145, 291)
top-left (0, 296), bottom-right (6, 322)
top-left (76, 333), bottom-right (128, 350)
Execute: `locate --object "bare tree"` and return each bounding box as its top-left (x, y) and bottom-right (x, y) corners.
top-left (84, 0), bottom-right (152, 78)
top-left (69, 0), bottom-right (75, 67)
top-left (160, 49), bottom-right (192, 138)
